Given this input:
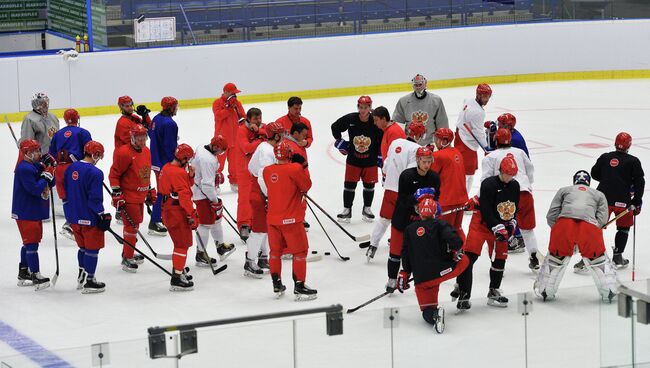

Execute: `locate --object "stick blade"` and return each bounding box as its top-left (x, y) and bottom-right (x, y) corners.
top-left (155, 253), bottom-right (173, 260)
top-left (212, 264), bottom-right (228, 275)
top-left (354, 234), bottom-right (371, 242)
top-left (358, 241), bottom-right (370, 249)
top-left (51, 273), bottom-right (59, 288)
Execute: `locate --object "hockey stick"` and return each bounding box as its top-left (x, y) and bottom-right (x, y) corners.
top-left (221, 204), bottom-right (243, 239)
top-left (306, 201), bottom-right (350, 261)
top-left (632, 214), bottom-right (636, 282)
top-left (101, 183), bottom-right (173, 260)
top-left (5, 115), bottom-right (19, 148)
top-left (194, 229), bottom-right (228, 275)
top-left (50, 194), bottom-right (60, 287)
top-left (107, 228), bottom-right (173, 277)
top-left (347, 277), bottom-right (414, 314)
top-left (602, 207), bottom-right (632, 229)
top-left (463, 123), bottom-right (488, 153)
top-left (441, 205), bottom-right (468, 216)
top-left (304, 194), bottom-right (371, 245)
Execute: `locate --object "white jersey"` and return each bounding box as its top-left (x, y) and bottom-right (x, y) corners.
top-left (248, 141), bottom-right (277, 196)
top-left (382, 138), bottom-right (420, 192)
top-left (190, 145), bottom-right (220, 202)
top-left (481, 147), bottom-right (534, 192)
top-left (455, 98), bottom-right (487, 151)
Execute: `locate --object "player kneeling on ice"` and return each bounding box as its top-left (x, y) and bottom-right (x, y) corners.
top-left (159, 144), bottom-right (199, 291)
top-left (13, 139), bottom-right (56, 290)
top-left (397, 198), bottom-right (468, 333)
top-left (534, 170), bottom-right (619, 302)
top-left (64, 141), bottom-right (111, 293)
top-left (261, 141), bottom-right (316, 300)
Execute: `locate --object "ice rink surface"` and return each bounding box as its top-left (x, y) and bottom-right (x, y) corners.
top-left (1, 79), bottom-right (649, 367)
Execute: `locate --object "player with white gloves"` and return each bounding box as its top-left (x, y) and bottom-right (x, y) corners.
top-left (534, 170), bottom-right (619, 302)
top-left (481, 128), bottom-right (542, 271)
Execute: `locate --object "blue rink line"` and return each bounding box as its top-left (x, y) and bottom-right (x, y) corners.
top-left (0, 321), bottom-right (72, 367)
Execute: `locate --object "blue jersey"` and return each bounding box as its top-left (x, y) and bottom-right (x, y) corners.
top-left (63, 161), bottom-right (105, 226)
top-left (149, 113), bottom-right (178, 171)
top-left (12, 161), bottom-right (50, 220)
top-left (49, 126), bottom-right (93, 163)
top-left (510, 129), bottom-right (529, 157)
top-left (486, 123), bottom-right (529, 157)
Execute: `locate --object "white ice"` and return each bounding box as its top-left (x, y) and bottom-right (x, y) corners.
top-left (1, 80), bottom-right (649, 367)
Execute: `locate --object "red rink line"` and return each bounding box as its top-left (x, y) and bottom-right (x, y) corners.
top-left (527, 139), bottom-right (553, 149)
top-left (533, 149), bottom-right (594, 158)
top-left (327, 141), bottom-right (346, 166)
top-left (590, 134), bottom-right (650, 150)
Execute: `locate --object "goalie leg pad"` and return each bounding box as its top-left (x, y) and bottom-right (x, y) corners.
top-left (584, 255), bottom-right (619, 300)
top-left (534, 254), bottom-right (569, 300)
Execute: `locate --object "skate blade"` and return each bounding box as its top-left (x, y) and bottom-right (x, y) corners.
top-left (60, 230), bottom-right (75, 240)
top-left (275, 290), bottom-right (285, 299)
top-left (260, 268), bottom-right (270, 274)
top-left (615, 264), bottom-right (629, 270)
top-left (195, 262), bottom-right (213, 268)
top-left (170, 285), bottom-right (194, 292)
top-left (148, 230), bottom-right (168, 237)
top-left (76, 283), bottom-right (85, 290)
top-left (17, 280), bottom-right (33, 287)
top-left (121, 266), bottom-right (138, 273)
top-left (294, 294), bottom-right (318, 302)
top-left (362, 216), bottom-right (375, 223)
top-left (134, 259), bottom-right (145, 265)
top-left (218, 249), bottom-right (236, 261)
top-left (454, 309), bottom-right (469, 315)
top-left (34, 282), bottom-right (51, 291)
top-left (366, 256), bottom-right (373, 263)
top-left (337, 218), bottom-right (351, 224)
top-left (434, 310), bottom-right (445, 334)
top-left (82, 287), bottom-right (106, 294)
top-left (244, 271), bottom-right (264, 279)
top-left (487, 300), bottom-right (508, 308)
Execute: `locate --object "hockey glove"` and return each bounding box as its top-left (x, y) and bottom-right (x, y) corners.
top-left (385, 278), bottom-right (398, 294)
top-left (40, 167), bottom-right (55, 186)
top-left (187, 211), bottom-right (199, 230)
top-left (40, 153), bottom-right (57, 168)
top-left (136, 105), bottom-right (151, 118)
top-left (414, 187), bottom-right (436, 202)
top-left (225, 95), bottom-right (237, 109)
top-left (453, 249), bottom-right (465, 262)
top-left (215, 172), bottom-right (225, 186)
top-left (97, 213), bottom-right (112, 232)
top-left (377, 155), bottom-right (383, 168)
top-left (334, 139), bottom-right (349, 155)
top-left (632, 203), bottom-right (642, 216)
top-left (211, 198), bottom-right (223, 219)
top-left (492, 224), bottom-right (509, 242)
top-left (111, 187), bottom-right (125, 210)
top-left (291, 153), bottom-right (308, 169)
top-left (397, 271), bottom-right (410, 293)
top-left (145, 187), bottom-right (157, 206)
top-left (464, 195), bottom-right (479, 211)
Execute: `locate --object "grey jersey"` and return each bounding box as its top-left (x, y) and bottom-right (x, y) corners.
top-left (546, 184), bottom-right (609, 228)
top-left (20, 111), bottom-right (59, 154)
top-left (393, 91), bottom-right (448, 145)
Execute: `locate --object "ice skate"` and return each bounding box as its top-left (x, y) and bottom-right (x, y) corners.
top-left (433, 307), bottom-right (445, 334)
top-left (257, 255), bottom-right (270, 273)
top-left (528, 252), bottom-right (540, 271)
top-left (195, 251), bottom-right (217, 268)
top-left (216, 242), bottom-right (236, 261)
top-left (294, 281), bottom-right (317, 301)
top-left (32, 272), bottom-right (50, 291)
top-left (573, 259), bottom-right (588, 274)
top-left (82, 278), bottom-right (106, 294)
top-left (487, 288), bottom-right (508, 308)
top-left (60, 222), bottom-right (75, 240)
top-left (508, 237), bottom-right (525, 253)
top-left (148, 221), bottom-right (168, 236)
top-left (170, 272), bottom-right (194, 291)
top-left (337, 207), bottom-right (351, 223)
top-left (244, 258), bottom-right (264, 279)
top-left (362, 206), bottom-right (375, 222)
top-left (456, 297), bottom-right (471, 314)
top-left (17, 264), bottom-right (33, 287)
top-left (273, 279), bottom-right (286, 298)
top-left (239, 225), bottom-right (250, 242)
top-left (450, 283), bottom-right (460, 302)
top-left (133, 254), bottom-right (145, 265)
top-left (303, 221), bottom-right (310, 232)
top-left (121, 257), bottom-right (138, 273)
top-left (366, 245), bottom-right (377, 262)
top-left (76, 268), bottom-right (87, 290)
top-left (612, 253), bottom-right (629, 269)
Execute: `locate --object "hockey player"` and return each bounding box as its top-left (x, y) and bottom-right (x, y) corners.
top-left (398, 198), bottom-right (469, 332)
top-left (578, 132), bottom-right (645, 270)
top-left (48, 108), bottom-right (92, 239)
top-left (13, 139), bottom-right (54, 290)
top-left (191, 135), bottom-right (235, 269)
top-left (485, 113), bottom-right (529, 156)
top-left (366, 120), bottom-right (425, 261)
top-left (534, 170), bottom-right (618, 302)
top-left (374, 106), bottom-right (406, 164)
top-left (234, 108), bottom-right (266, 240)
top-left (247, 122), bottom-right (286, 276)
top-left (332, 96), bottom-right (383, 223)
top-left (285, 122), bottom-right (310, 166)
top-left (261, 141), bottom-right (316, 300)
top-left (148, 96), bottom-right (179, 236)
top-left (386, 147), bottom-right (440, 293)
top-left (64, 141), bottom-right (112, 293)
top-left (275, 96), bottom-right (313, 148)
top-left (114, 96), bottom-right (151, 149)
top-left (454, 156), bottom-right (520, 310)
top-left (481, 128), bottom-right (541, 270)
top-left (431, 127), bottom-right (469, 241)
top-left (109, 125), bottom-right (154, 273)
top-left (453, 84), bottom-right (492, 195)
top-left (212, 82), bottom-right (246, 192)
top-left (158, 144), bottom-right (198, 291)
top-left (393, 74), bottom-right (449, 145)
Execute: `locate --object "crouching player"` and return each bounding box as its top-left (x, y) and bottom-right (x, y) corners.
top-left (534, 170), bottom-right (619, 302)
top-left (398, 198), bottom-right (468, 333)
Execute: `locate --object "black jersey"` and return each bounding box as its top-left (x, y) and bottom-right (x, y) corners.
top-left (402, 218), bottom-right (463, 285)
top-left (591, 151), bottom-right (645, 207)
top-left (479, 175), bottom-right (520, 230)
top-left (391, 167), bottom-right (441, 231)
top-left (331, 112), bottom-right (383, 168)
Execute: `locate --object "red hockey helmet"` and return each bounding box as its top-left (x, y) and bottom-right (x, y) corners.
top-left (174, 143), bottom-right (194, 161)
top-left (265, 121), bottom-right (286, 139)
top-left (357, 95), bottom-right (373, 107)
top-left (20, 139), bottom-right (41, 155)
top-left (434, 127), bottom-right (454, 141)
top-left (211, 134), bottom-right (228, 152)
top-left (130, 124), bottom-right (148, 137)
top-left (408, 121), bottom-right (426, 140)
top-left (495, 128), bottom-right (512, 146)
top-left (416, 146), bottom-right (433, 159)
top-left (274, 141), bottom-right (293, 161)
top-left (117, 96), bottom-right (133, 107)
top-left (63, 108), bottom-right (80, 125)
top-left (418, 198), bottom-right (438, 219)
top-left (615, 132), bottom-right (632, 151)
top-left (499, 154), bottom-right (518, 176)
top-left (476, 83), bottom-right (492, 97)
top-left (84, 141), bottom-right (105, 157)
top-left (497, 113), bottom-right (516, 129)
top-left (161, 96), bottom-right (178, 111)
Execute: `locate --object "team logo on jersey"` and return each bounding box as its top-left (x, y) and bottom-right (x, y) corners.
top-left (138, 166), bottom-right (151, 183)
top-left (496, 200), bottom-right (516, 221)
top-left (270, 173), bottom-right (279, 183)
top-left (410, 111), bottom-right (429, 125)
top-left (610, 158), bottom-right (619, 167)
top-left (395, 146), bottom-right (402, 154)
top-left (71, 171), bottom-right (79, 180)
top-left (64, 130), bottom-right (72, 138)
top-left (416, 227), bottom-right (425, 237)
top-left (47, 127), bottom-right (57, 138)
top-left (353, 135), bottom-right (371, 153)
top-left (454, 154), bottom-right (460, 163)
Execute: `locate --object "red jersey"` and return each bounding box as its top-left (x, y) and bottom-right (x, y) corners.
top-left (235, 123), bottom-right (265, 171)
top-left (275, 114), bottom-right (313, 148)
top-left (114, 114), bottom-right (148, 149)
top-left (263, 163), bottom-right (311, 225)
top-left (381, 122), bottom-right (407, 160)
top-left (431, 147), bottom-right (468, 206)
top-left (158, 163), bottom-right (195, 216)
top-left (212, 95), bottom-right (245, 147)
top-left (285, 137), bottom-right (308, 162)
top-left (109, 144), bottom-right (152, 204)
